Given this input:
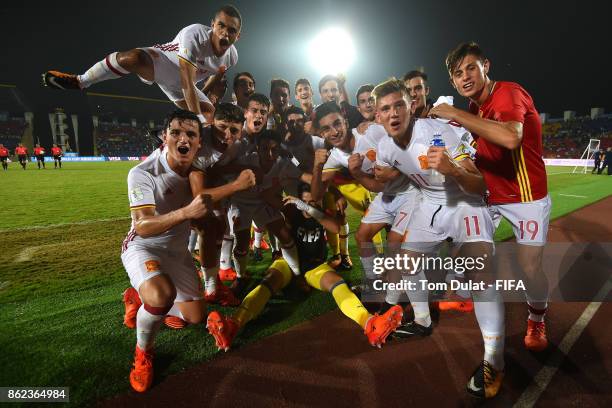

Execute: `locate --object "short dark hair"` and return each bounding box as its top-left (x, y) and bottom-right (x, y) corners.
top-left (372, 78), bottom-right (409, 104)
top-left (282, 105), bottom-right (305, 123)
top-left (233, 71), bottom-right (255, 92)
top-left (446, 41), bottom-right (485, 75)
top-left (402, 70), bottom-right (428, 83)
top-left (295, 78), bottom-right (311, 91)
top-left (258, 129), bottom-right (282, 146)
top-left (318, 75), bottom-right (340, 93)
top-left (163, 109), bottom-right (202, 137)
top-left (313, 101), bottom-right (343, 128)
top-left (298, 182), bottom-right (311, 197)
top-left (214, 102), bottom-right (244, 123)
top-left (247, 93), bottom-right (270, 108)
top-left (215, 4), bottom-right (242, 27)
top-left (270, 78), bottom-right (290, 95)
top-left (355, 84), bottom-right (374, 101)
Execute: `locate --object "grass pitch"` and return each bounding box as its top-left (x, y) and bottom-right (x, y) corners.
top-left (0, 162), bottom-right (609, 405)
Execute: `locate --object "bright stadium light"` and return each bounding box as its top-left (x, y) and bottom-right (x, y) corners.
top-left (308, 27), bottom-right (355, 75)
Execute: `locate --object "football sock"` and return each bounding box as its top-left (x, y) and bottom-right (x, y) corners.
top-left (78, 52), bottom-right (129, 88)
top-left (233, 249), bottom-right (248, 278)
top-left (472, 286), bottom-right (505, 371)
top-left (136, 304), bottom-right (169, 350)
top-left (339, 223), bottom-right (350, 256)
top-left (253, 225), bottom-right (264, 249)
top-left (233, 284), bottom-right (271, 327)
top-left (372, 230), bottom-right (384, 254)
top-left (404, 269), bottom-right (431, 327)
top-left (360, 254), bottom-right (377, 280)
top-left (304, 263), bottom-right (334, 290)
top-left (280, 240), bottom-right (301, 275)
top-left (527, 300), bottom-right (548, 323)
top-left (202, 266), bottom-right (218, 295)
top-left (188, 230), bottom-right (198, 253)
top-left (327, 231), bottom-right (340, 257)
top-left (331, 280), bottom-right (370, 328)
top-left (220, 234), bottom-right (234, 270)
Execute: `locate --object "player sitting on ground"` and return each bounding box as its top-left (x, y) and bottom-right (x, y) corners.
top-left (206, 184), bottom-right (403, 350)
top-left (42, 5), bottom-right (242, 124)
top-left (120, 109), bottom-right (211, 393)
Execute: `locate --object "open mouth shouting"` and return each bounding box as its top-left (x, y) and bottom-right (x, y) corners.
top-left (177, 145), bottom-right (190, 155)
top-left (219, 37), bottom-right (230, 47)
top-left (462, 81), bottom-right (475, 92)
top-left (389, 119), bottom-right (402, 133)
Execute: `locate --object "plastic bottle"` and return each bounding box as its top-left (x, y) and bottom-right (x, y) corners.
top-left (430, 133), bottom-right (446, 184)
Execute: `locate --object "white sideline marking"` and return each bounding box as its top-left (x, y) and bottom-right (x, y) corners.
top-left (14, 241), bottom-right (86, 263)
top-left (547, 172), bottom-right (572, 175)
top-left (513, 279), bottom-right (612, 407)
top-left (558, 193), bottom-right (588, 198)
top-left (0, 217), bottom-right (130, 233)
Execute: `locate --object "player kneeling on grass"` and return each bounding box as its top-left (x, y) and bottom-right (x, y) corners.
top-left (206, 185), bottom-right (403, 351)
top-left (120, 109), bottom-right (212, 393)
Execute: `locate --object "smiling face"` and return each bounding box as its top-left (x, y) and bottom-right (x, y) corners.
top-left (404, 76), bottom-right (429, 112)
top-left (211, 11), bottom-right (241, 56)
top-left (296, 83), bottom-right (313, 105)
top-left (320, 80), bottom-right (340, 103)
top-left (357, 90), bottom-right (375, 121)
top-left (318, 112), bottom-right (349, 149)
top-left (163, 118), bottom-right (201, 173)
top-left (449, 53), bottom-right (489, 100)
top-left (244, 100), bottom-right (269, 134)
top-left (376, 91), bottom-right (413, 143)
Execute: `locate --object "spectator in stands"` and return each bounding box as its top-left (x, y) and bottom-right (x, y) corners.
top-left (592, 148), bottom-right (604, 173)
top-left (597, 147), bottom-right (612, 175)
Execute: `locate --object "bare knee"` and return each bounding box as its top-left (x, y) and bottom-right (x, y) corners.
top-left (139, 276), bottom-right (176, 307)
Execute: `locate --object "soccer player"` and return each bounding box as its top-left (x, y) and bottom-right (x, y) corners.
top-left (310, 102), bottom-right (386, 271)
top-left (42, 5), bottom-right (242, 124)
top-left (233, 71), bottom-right (256, 110)
top-left (33, 143), bottom-right (46, 169)
top-left (189, 103), bottom-right (257, 306)
top-left (120, 109), bottom-right (210, 392)
top-left (15, 143), bottom-right (27, 170)
top-left (431, 42), bottom-right (552, 352)
top-left (267, 78), bottom-right (292, 131)
top-left (318, 75), bottom-right (365, 129)
top-left (374, 78), bottom-right (505, 398)
top-left (295, 78), bottom-right (316, 133)
top-left (206, 185), bottom-right (403, 351)
top-left (51, 144), bottom-right (63, 169)
top-left (355, 84), bottom-right (376, 124)
top-left (0, 144), bottom-right (9, 170)
top-left (403, 70), bottom-right (432, 118)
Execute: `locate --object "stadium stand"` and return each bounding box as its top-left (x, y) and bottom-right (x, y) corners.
top-left (542, 116), bottom-right (612, 158)
top-left (94, 122), bottom-right (154, 157)
top-left (0, 116), bottom-right (27, 151)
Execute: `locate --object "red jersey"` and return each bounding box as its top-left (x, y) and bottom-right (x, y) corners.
top-left (0, 147), bottom-right (8, 157)
top-left (469, 81), bottom-right (547, 204)
top-left (34, 147), bottom-right (46, 156)
top-left (51, 147), bottom-right (62, 156)
top-left (15, 146), bottom-right (27, 155)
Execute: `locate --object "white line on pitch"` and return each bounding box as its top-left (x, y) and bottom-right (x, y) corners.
top-left (558, 193), bottom-right (588, 198)
top-left (0, 217), bottom-right (130, 233)
top-left (513, 279), bottom-right (612, 407)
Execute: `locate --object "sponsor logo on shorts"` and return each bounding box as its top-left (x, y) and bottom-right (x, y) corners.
top-left (145, 260), bottom-right (160, 272)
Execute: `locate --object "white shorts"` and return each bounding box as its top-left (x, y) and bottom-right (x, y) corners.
top-left (489, 194), bottom-right (551, 246)
top-left (121, 244), bottom-right (203, 302)
top-left (402, 202), bottom-right (495, 253)
top-left (227, 202), bottom-right (283, 233)
top-left (362, 191), bottom-right (420, 235)
top-left (139, 47), bottom-right (212, 105)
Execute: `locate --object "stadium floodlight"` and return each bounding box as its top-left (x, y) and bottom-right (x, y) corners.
top-left (308, 27), bottom-right (355, 75)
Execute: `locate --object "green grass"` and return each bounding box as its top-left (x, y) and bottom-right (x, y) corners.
top-left (0, 162), bottom-right (609, 406)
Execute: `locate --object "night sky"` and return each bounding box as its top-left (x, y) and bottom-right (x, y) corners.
top-left (1, 0), bottom-right (609, 118)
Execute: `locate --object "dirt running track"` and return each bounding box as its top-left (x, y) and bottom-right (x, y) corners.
top-left (103, 197), bottom-right (612, 408)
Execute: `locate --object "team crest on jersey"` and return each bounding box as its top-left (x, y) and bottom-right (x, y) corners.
top-left (130, 187), bottom-right (144, 202)
top-left (365, 149), bottom-right (376, 162)
top-left (145, 260), bottom-right (160, 272)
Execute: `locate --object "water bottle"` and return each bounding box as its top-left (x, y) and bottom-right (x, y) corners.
top-left (429, 133), bottom-right (446, 184)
